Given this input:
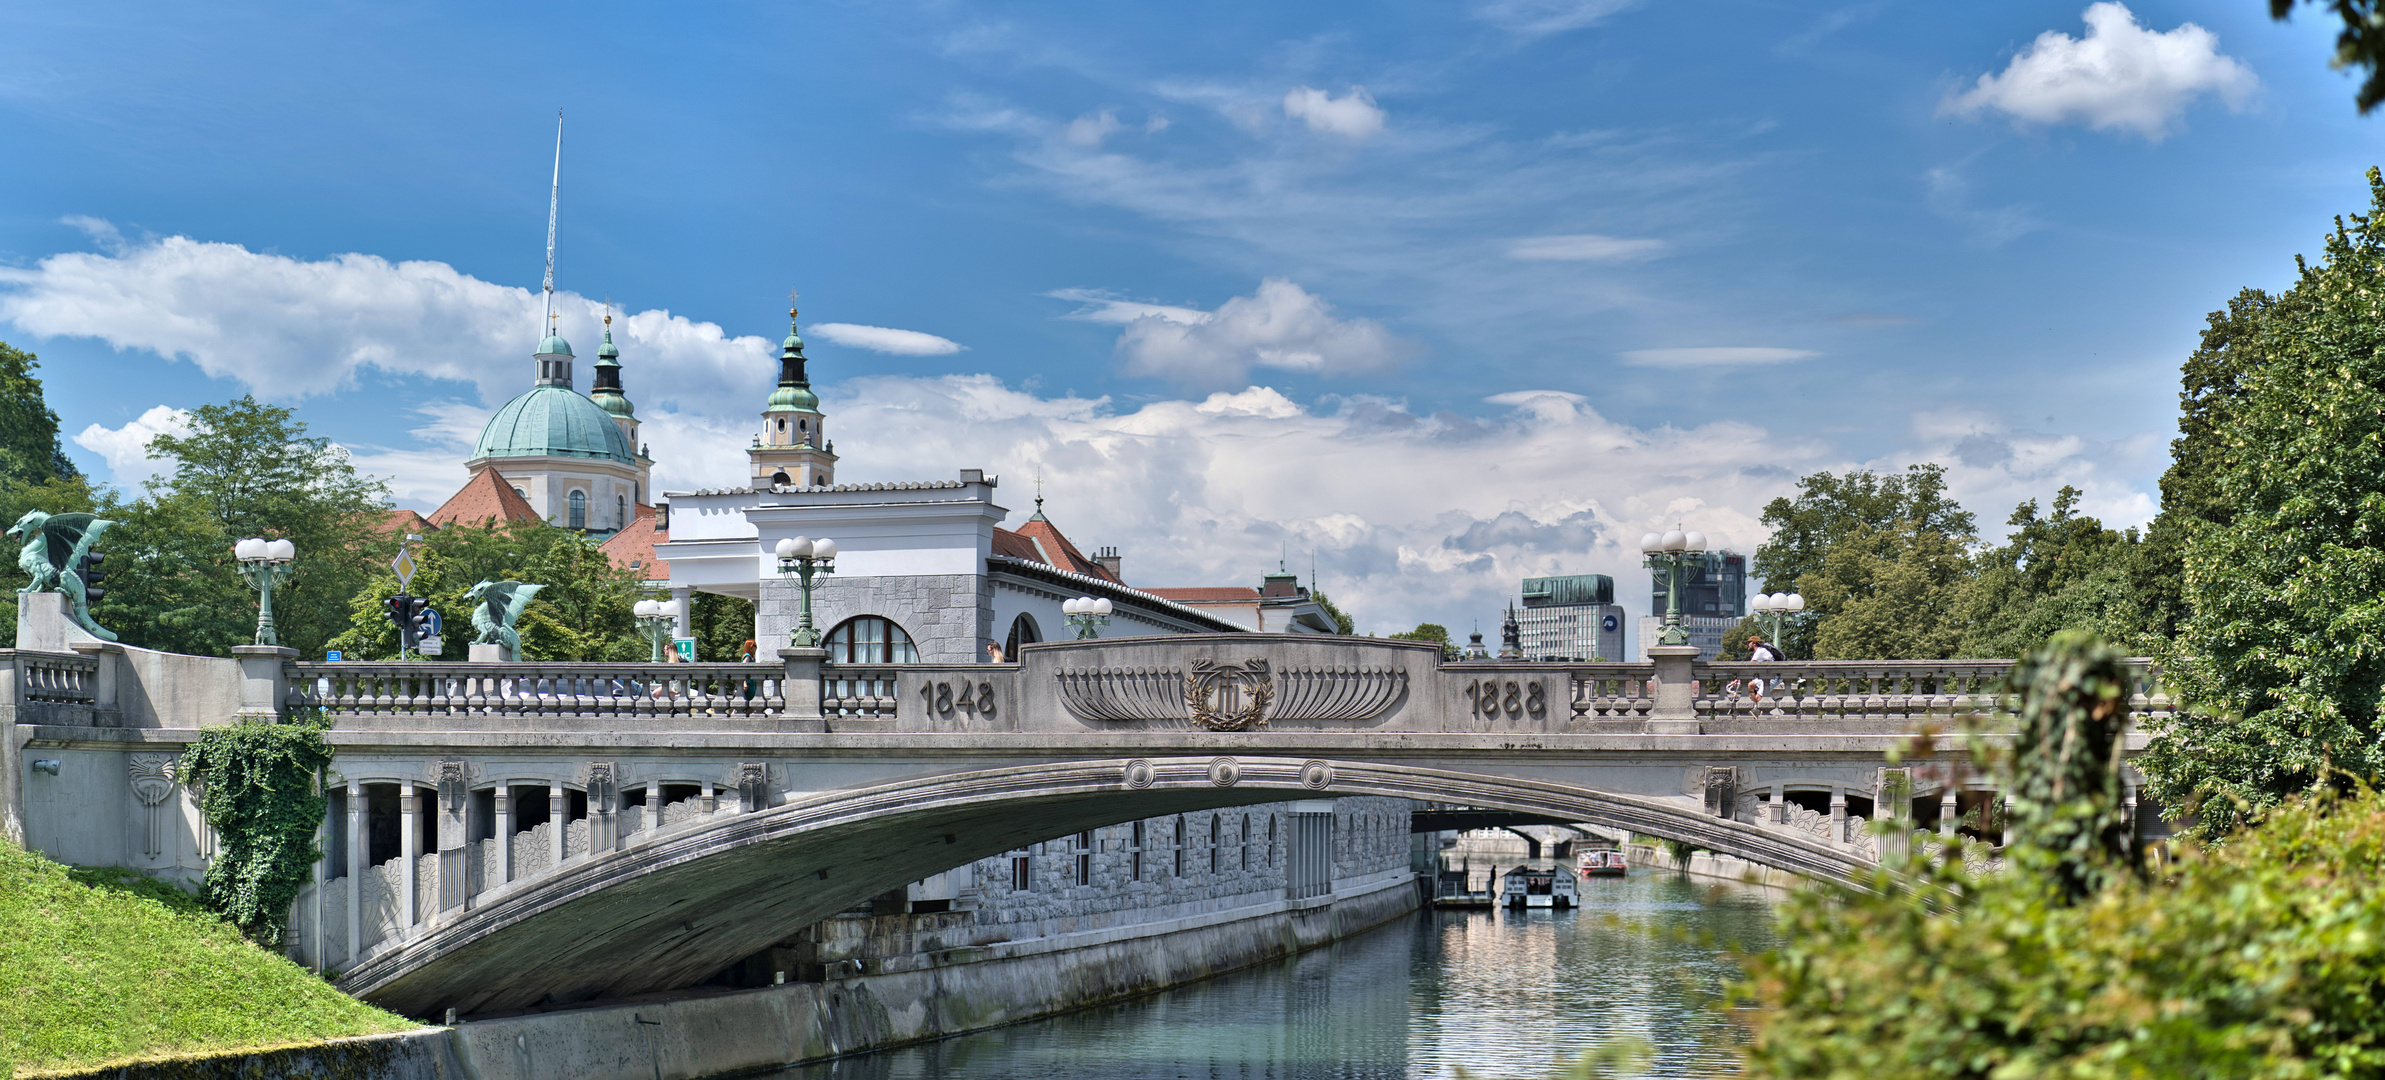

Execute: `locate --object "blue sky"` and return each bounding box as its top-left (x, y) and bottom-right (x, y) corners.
top-left (1, 0), bottom-right (2376, 636)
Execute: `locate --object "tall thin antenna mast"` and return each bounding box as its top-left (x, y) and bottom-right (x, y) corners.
top-left (542, 110), bottom-right (563, 338)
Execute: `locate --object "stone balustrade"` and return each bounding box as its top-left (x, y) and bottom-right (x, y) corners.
top-left (285, 662), bottom-right (794, 721)
top-left (14, 651), bottom-right (99, 703)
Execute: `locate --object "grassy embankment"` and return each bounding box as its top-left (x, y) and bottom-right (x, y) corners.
top-left (0, 843), bottom-right (415, 1077)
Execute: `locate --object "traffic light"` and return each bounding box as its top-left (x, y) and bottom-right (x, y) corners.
top-left (406, 596), bottom-right (433, 638)
top-left (78, 550), bottom-right (105, 606)
top-left (386, 593), bottom-right (416, 652)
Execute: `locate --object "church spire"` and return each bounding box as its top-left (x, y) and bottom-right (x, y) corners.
top-left (751, 290), bottom-right (836, 488)
top-left (531, 112), bottom-right (574, 387)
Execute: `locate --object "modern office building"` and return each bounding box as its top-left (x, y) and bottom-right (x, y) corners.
top-left (1515, 574), bottom-right (1626, 662)
top-left (1648, 552), bottom-right (1748, 621)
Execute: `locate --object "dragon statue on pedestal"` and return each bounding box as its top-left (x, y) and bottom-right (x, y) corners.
top-left (8, 509), bottom-right (117, 641)
top-left (467, 580), bottom-right (545, 662)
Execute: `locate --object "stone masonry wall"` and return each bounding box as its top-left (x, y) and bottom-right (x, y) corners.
top-left (757, 573), bottom-right (990, 662)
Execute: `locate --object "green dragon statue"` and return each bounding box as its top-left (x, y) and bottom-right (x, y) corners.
top-left (8, 509), bottom-right (118, 642)
top-left (466, 579), bottom-right (545, 661)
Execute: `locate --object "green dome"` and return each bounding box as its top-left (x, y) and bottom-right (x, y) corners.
top-left (471, 385), bottom-right (636, 464)
top-left (767, 384), bottom-right (820, 414)
top-left (591, 387), bottom-right (636, 419)
top-left (537, 334), bottom-right (574, 357)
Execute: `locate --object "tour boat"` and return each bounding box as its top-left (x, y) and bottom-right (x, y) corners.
top-left (1503, 865), bottom-right (1579, 909)
top-left (1434, 866), bottom-right (1498, 908)
top-left (1577, 850), bottom-right (1628, 878)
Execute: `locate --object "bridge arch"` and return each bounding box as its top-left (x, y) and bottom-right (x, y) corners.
top-left (344, 755), bottom-right (1870, 1018)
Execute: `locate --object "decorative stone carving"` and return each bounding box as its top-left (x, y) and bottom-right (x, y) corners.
top-left (1054, 660), bottom-right (1405, 729)
top-left (1207, 756), bottom-right (1240, 788)
top-left (1187, 659), bottom-right (1273, 732)
top-left (1701, 767), bottom-right (1739, 819)
top-left (436, 760), bottom-right (468, 817)
top-left (1300, 760), bottom-right (1334, 790)
top-left (1121, 759), bottom-right (1154, 790)
top-left (737, 762), bottom-right (768, 812)
top-left (584, 762), bottom-right (619, 814)
top-left (128, 754), bottom-right (178, 860)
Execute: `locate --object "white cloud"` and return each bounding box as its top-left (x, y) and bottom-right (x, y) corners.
top-left (1943, 2), bottom-right (2257, 140)
top-left (1065, 110), bottom-right (1124, 147)
top-left (1281, 86), bottom-right (1385, 139)
top-left (72, 405), bottom-right (191, 490)
top-left (1620, 347), bottom-right (1816, 368)
top-left (1473, 0), bottom-right (1641, 35)
top-left (1084, 278), bottom-right (1411, 386)
top-left (1508, 234), bottom-right (1666, 261)
top-left (808, 322), bottom-right (967, 356)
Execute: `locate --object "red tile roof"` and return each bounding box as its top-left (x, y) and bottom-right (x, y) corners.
top-left (599, 504), bottom-right (668, 580)
top-left (427, 468), bottom-right (544, 528)
top-left (991, 526), bottom-right (1042, 563)
top-left (371, 509), bottom-right (433, 538)
top-left (1008, 515), bottom-right (1118, 583)
top-left (1143, 587), bottom-right (1263, 602)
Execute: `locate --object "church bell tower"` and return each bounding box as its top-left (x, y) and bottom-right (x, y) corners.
top-left (749, 300), bottom-right (838, 489)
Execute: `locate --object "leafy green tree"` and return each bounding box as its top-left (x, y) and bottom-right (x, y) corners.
top-left (1956, 487), bottom-right (2150, 658)
top-left (2136, 289), bottom-right (2280, 644)
top-left (689, 592), bottom-right (756, 661)
top-left (0, 342), bottom-right (79, 485)
top-left (325, 520), bottom-right (643, 662)
top-left (2272, 0), bottom-right (2385, 113)
top-left (1754, 465), bottom-right (1976, 660)
top-left (1388, 621), bottom-right (1457, 659)
top-left (2142, 168), bottom-right (2385, 840)
top-left (1740, 635), bottom-right (2385, 1079)
top-left (1310, 591), bottom-right (1355, 635)
top-left (79, 397), bottom-right (391, 659)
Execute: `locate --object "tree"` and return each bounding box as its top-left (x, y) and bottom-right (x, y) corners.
top-left (324, 520), bottom-right (643, 662)
top-left (0, 342), bottom-right (79, 486)
top-left (2142, 168), bottom-right (2385, 840)
top-left (2135, 289), bottom-right (2281, 644)
top-left (1310, 591), bottom-right (1355, 635)
top-left (1955, 487), bottom-right (2150, 659)
top-left (93, 397), bottom-right (390, 659)
top-left (1754, 465), bottom-right (1976, 659)
top-left (689, 592), bottom-right (756, 661)
top-left (2272, 0), bottom-right (2385, 113)
top-left (1388, 621), bottom-right (1458, 660)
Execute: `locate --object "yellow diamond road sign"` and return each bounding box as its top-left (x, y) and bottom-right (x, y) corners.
top-left (391, 549), bottom-right (417, 590)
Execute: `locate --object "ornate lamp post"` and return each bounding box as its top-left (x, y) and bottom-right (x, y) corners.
top-left (1063, 596), bottom-right (1112, 640)
top-left (1638, 526), bottom-right (1706, 648)
top-left (234, 537), bottom-right (297, 647)
top-left (774, 535), bottom-right (837, 648)
top-left (633, 598), bottom-right (677, 662)
top-left (1751, 591), bottom-right (1805, 648)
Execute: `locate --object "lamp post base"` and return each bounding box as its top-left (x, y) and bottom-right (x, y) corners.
top-left (468, 643), bottom-right (507, 663)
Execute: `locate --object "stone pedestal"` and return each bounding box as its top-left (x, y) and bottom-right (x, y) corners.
top-left (778, 647), bottom-right (827, 731)
top-left (1645, 644), bottom-right (1702, 734)
top-left (231, 644), bottom-right (297, 723)
top-left (468, 642), bottom-right (507, 663)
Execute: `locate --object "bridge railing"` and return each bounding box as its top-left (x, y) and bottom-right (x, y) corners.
top-left (12, 650), bottom-right (100, 704)
top-left (823, 664), bottom-right (899, 718)
top-left (1567, 663), bottom-right (1656, 719)
top-left (1690, 659), bottom-right (2173, 724)
top-left (285, 662), bottom-right (792, 719)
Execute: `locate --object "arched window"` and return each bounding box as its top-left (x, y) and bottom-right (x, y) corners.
top-left (567, 490), bottom-right (587, 530)
top-left (824, 616), bottom-right (919, 664)
top-left (1004, 613), bottom-right (1041, 658)
top-left (771, 470), bottom-right (791, 487)
top-left (616, 495), bottom-right (626, 529)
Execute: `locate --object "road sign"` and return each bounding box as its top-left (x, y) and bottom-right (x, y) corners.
top-left (673, 637), bottom-right (697, 662)
top-left (391, 548), bottom-right (417, 590)
top-left (425, 609), bottom-right (442, 635)
top-left (419, 636), bottom-right (443, 657)
top-left (326, 650), bottom-right (343, 662)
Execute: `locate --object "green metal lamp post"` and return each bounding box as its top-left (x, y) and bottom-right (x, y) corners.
top-left (1751, 590), bottom-right (1805, 649)
top-left (774, 536), bottom-right (837, 648)
top-left (1064, 596), bottom-right (1112, 640)
top-left (234, 537), bottom-right (297, 647)
top-left (633, 598), bottom-right (676, 662)
top-left (1638, 526), bottom-right (1706, 648)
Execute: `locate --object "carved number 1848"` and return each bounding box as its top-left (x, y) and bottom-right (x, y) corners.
top-left (922, 680), bottom-right (999, 718)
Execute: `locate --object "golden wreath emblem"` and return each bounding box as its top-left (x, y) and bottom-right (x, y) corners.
top-left (1184, 658), bottom-right (1274, 732)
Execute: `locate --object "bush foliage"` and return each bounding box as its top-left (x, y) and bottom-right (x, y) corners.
top-left (176, 713), bottom-right (336, 943)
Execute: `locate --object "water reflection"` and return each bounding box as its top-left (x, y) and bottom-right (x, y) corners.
top-left (771, 872), bottom-right (1777, 1080)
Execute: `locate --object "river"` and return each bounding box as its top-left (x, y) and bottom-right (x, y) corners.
top-left (771, 870), bottom-right (1780, 1080)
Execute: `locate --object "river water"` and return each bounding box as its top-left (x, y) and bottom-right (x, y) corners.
top-left (773, 871), bottom-right (1780, 1080)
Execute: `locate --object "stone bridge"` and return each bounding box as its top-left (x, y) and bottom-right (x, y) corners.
top-left (3, 620), bottom-right (2172, 1019)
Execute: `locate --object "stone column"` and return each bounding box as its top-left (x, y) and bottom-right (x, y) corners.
top-left (549, 786), bottom-right (567, 866)
top-left (1829, 786), bottom-right (1847, 844)
top-left (778, 647), bottom-right (827, 733)
top-left (648, 779), bottom-right (668, 833)
top-left (1939, 789), bottom-right (1959, 837)
top-left (671, 586), bottom-right (694, 641)
top-left (437, 762), bottom-right (468, 914)
top-left (700, 780), bottom-right (716, 815)
top-left (1767, 788), bottom-right (1786, 825)
top-left (346, 780), bottom-right (363, 964)
top-left (230, 645), bottom-right (297, 723)
top-left (493, 785), bottom-right (512, 886)
top-left (400, 785), bottom-right (418, 928)
top-left (1644, 645), bottom-right (1702, 735)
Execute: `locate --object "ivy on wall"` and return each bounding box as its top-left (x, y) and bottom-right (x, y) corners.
top-left (178, 709), bottom-right (334, 943)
